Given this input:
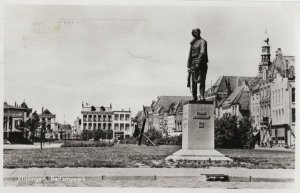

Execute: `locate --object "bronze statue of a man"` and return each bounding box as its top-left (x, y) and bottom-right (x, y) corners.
top-left (187, 28), bottom-right (208, 101)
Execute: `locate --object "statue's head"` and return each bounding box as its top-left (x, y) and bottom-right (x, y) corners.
top-left (192, 28), bottom-right (201, 38)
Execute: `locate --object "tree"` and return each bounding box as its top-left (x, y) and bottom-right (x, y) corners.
top-left (107, 129), bottom-right (113, 139)
top-left (238, 117), bottom-right (254, 148)
top-left (16, 120), bottom-right (25, 132)
top-left (21, 111), bottom-right (40, 142)
top-left (144, 128), bottom-right (163, 144)
top-left (93, 129), bottom-right (103, 141)
top-left (215, 113), bottom-right (238, 148)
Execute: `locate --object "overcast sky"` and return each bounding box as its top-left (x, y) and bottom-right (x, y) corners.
top-left (3, 3), bottom-right (297, 124)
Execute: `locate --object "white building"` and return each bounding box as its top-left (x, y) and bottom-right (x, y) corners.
top-left (216, 84), bottom-right (251, 120)
top-left (270, 72), bottom-right (295, 147)
top-left (250, 83), bottom-right (261, 130)
top-left (3, 101), bottom-right (32, 138)
top-left (39, 108), bottom-right (57, 139)
top-left (113, 109), bottom-right (132, 140)
top-left (80, 103), bottom-right (133, 140)
top-left (81, 103), bottom-right (113, 139)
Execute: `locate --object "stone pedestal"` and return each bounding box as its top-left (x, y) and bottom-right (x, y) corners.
top-left (166, 101), bottom-right (232, 161)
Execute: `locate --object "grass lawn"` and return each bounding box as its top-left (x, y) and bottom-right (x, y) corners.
top-left (3, 144), bottom-right (180, 168)
top-left (3, 144), bottom-right (294, 169)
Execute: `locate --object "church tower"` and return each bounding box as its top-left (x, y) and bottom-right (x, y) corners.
top-left (258, 32), bottom-right (271, 78)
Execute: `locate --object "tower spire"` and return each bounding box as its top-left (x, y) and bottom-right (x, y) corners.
top-left (258, 31), bottom-right (271, 76)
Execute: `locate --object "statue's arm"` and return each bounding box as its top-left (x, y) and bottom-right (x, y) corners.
top-left (187, 46), bottom-right (192, 69)
top-left (197, 40), bottom-right (207, 63)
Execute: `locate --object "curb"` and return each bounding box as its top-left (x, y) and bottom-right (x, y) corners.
top-left (3, 175), bottom-right (294, 183)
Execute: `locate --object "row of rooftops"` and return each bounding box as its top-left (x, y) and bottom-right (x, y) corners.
top-left (136, 96), bottom-right (192, 119)
top-left (4, 101), bottom-right (55, 116)
top-left (81, 102), bottom-right (131, 113)
top-left (139, 49), bottom-right (295, 118)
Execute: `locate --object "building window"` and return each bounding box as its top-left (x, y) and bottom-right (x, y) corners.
top-left (114, 114), bottom-right (119, 121)
top-left (125, 114), bottom-right (130, 121)
top-left (264, 87), bottom-right (267, 97)
top-left (125, 124), bottom-right (130, 131)
top-left (83, 115), bottom-right (87, 122)
top-left (120, 114), bottom-right (124, 121)
top-left (292, 88), bottom-right (295, 103)
top-left (292, 108), bottom-right (295, 123)
top-left (281, 88), bottom-right (283, 103)
top-left (15, 120), bottom-right (19, 128)
top-left (83, 123), bottom-right (87, 130)
top-left (98, 115), bottom-right (101, 122)
top-left (93, 115), bottom-right (97, 122)
top-left (278, 90), bottom-right (281, 104)
top-left (108, 115), bottom-right (112, 122)
top-left (279, 110), bottom-right (282, 123)
top-left (103, 115), bottom-right (106, 122)
top-left (108, 123), bottom-right (111, 130)
top-left (120, 123), bottom-right (124, 130)
top-left (115, 123), bottom-right (119, 130)
top-left (98, 123), bottom-right (101, 130)
top-left (88, 115), bottom-right (92, 122)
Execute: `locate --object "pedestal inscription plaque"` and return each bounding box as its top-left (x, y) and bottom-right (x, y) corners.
top-left (182, 101), bottom-right (214, 150)
top-left (166, 101), bottom-right (232, 161)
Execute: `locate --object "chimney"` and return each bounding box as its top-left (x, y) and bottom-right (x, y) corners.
top-left (110, 103), bottom-right (112, 108)
top-left (82, 101), bottom-right (84, 107)
top-left (15, 101), bottom-right (17, 107)
top-left (42, 107), bottom-right (44, 113)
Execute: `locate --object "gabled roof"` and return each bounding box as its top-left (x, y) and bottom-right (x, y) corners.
top-left (216, 98), bottom-right (226, 108)
top-left (41, 109), bottom-right (54, 115)
top-left (175, 100), bottom-right (184, 112)
top-left (248, 76), bottom-right (262, 91)
top-left (223, 86), bottom-right (244, 107)
top-left (268, 52), bottom-right (295, 79)
top-left (210, 76), bottom-right (255, 94)
top-left (222, 85), bottom-right (250, 110)
top-left (4, 102), bottom-right (28, 111)
top-left (135, 111), bottom-right (143, 118)
top-left (20, 102), bottom-right (28, 109)
top-left (167, 102), bottom-right (176, 114)
top-left (151, 96), bottom-right (192, 113)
